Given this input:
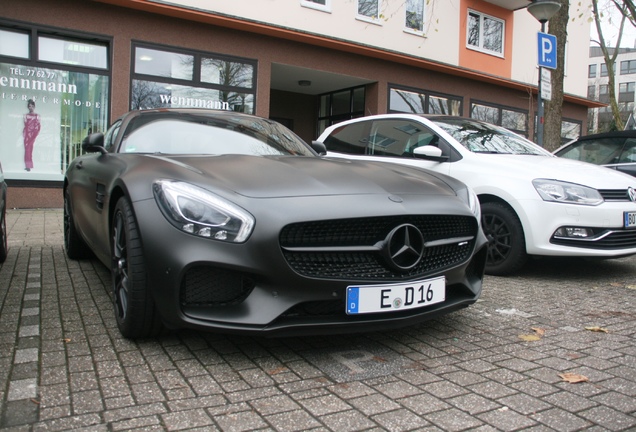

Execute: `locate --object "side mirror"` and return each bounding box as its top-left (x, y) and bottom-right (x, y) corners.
top-left (311, 140), bottom-right (327, 156)
top-left (413, 146), bottom-right (448, 162)
top-left (82, 133), bottom-right (107, 155)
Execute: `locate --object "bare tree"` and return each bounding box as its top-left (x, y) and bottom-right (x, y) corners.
top-left (616, 0), bottom-right (636, 24)
top-left (542, 0), bottom-right (569, 151)
top-left (590, 0), bottom-right (627, 131)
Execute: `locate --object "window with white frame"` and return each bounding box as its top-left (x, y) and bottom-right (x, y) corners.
top-left (357, 0), bottom-right (381, 21)
top-left (405, 0), bottom-right (425, 33)
top-left (301, 0), bottom-right (330, 12)
top-left (467, 10), bottom-right (504, 56)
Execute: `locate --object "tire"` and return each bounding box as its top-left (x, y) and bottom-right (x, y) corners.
top-left (0, 200), bottom-right (7, 263)
top-left (481, 201), bottom-right (527, 276)
top-left (64, 189), bottom-right (92, 259)
top-left (111, 197), bottom-right (162, 339)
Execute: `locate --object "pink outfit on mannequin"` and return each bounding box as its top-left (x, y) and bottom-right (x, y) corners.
top-left (23, 99), bottom-right (41, 171)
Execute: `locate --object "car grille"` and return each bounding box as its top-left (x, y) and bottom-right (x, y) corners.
top-left (180, 266), bottom-right (255, 307)
top-left (599, 189), bottom-right (634, 201)
top-left (280, 215), bottom-right (478, 280)
top-left (552, 229), bottom-right (636, 249)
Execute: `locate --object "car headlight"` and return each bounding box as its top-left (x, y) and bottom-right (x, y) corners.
top-left (153, 180), bottom-right (255, 242)
top-left (532, 179), bottom-right (603, 206)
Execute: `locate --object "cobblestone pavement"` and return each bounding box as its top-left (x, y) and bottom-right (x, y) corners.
top-left (1, 209), bottom-right (636, 431)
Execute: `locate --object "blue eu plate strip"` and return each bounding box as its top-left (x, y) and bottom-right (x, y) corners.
top-left (347, 287), bottom-right (359, 314)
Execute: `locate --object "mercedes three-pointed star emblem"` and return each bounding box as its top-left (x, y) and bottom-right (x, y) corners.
top-left (383, 223), bottom-right (425, 272)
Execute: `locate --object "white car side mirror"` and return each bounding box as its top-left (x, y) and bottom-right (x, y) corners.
top-left (413, 146), bottom-right (443, 158)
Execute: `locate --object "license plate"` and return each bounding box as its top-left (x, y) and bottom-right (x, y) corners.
top-left (625, 211), bottom-right (636, 228)
top-left (346, 276), bottom-right (445, 315)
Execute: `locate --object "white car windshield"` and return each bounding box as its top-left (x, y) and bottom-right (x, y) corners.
top-left (429, 117), bottom-right (550, 156)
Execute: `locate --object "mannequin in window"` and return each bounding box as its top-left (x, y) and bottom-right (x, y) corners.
top-left (23, 99), bottom-right (41, 172)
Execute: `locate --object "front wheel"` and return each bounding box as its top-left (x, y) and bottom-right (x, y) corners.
top-left (481, 202), bottom-right (527, 276)
top-left (111, 197), bottom-right (162, 339)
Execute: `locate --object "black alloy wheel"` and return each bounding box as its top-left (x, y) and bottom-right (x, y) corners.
top-left (111, 197), bottom-right (161, 338)
top-left (481, 201), bottom-right (527, 276)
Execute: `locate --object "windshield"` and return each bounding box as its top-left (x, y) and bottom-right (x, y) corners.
top-left (429, 117), bottom-right (551, 156)
top-left (119, 112), bottom-right (315, 157)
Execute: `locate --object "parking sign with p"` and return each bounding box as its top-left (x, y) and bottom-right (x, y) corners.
top-left (537, 31), bottom-right (557, 69)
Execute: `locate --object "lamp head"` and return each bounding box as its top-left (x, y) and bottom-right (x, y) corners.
top-left (527, 0), bottom-right (562, 23)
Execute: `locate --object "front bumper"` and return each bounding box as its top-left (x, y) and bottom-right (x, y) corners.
top-left (133, 196), bottom-right (488, 336)
top-left (519, 198), bottom-right (636, 257)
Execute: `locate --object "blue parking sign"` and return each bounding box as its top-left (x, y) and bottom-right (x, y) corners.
top-left (537, 32), bottom-right (557, 69)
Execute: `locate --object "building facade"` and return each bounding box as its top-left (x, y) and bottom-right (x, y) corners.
top-left (588, 46), bottom-right (636, 133)
top-left (1, 0), bottom-right (596, 208)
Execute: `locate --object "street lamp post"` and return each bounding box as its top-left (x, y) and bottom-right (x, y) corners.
top-left (527, 0), bottom-right (561, 147)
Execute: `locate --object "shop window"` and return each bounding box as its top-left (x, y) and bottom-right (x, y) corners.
top-left (38, 36), bottom-right (108, 69)
top-left (316, 86), bottom-right (366, 136)
top-left (0, 25), bottom-right (110, 182)
top-left (0, 29), bottom-right (29, 59)
top-left (131, 44), bottom-right (256, 113)
top-left (389, 86), bottom-right (462, 115)
top-left (134, 47), bottom-right (192, 80)
top-left (471, 102), bottom-right (527, 136)
top-left (467, 10), bottom-right (504, 56)
top-left (201, 58), bottom-right (253, 88)
top-left (405, 0), bottom-right (425, 34)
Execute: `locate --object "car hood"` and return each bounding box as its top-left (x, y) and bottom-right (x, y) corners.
top-left (156, 154), bottom-right (460, 198)
top-left (468, 154), bottom-right (636, 188)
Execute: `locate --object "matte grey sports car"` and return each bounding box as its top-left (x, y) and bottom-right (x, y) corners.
top-left (64, 109), bottom-right (487, 339)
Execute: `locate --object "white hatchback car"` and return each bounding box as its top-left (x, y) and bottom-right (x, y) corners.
top-left (316, 114), bottom-right (636, 275)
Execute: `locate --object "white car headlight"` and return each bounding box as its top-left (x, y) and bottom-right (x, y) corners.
top-left (153, 180), bottom-right (255, 242)
top-left (532, 179), bottom-right (603, 206)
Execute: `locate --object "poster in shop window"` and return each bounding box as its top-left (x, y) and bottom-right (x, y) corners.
top-left (0, 62), bottom-right (109, 181)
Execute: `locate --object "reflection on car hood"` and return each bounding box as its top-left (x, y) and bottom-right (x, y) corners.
top-left (472, 154), bottom-right (636, 188)
top-left (159, 154), bottom-right (459, 198)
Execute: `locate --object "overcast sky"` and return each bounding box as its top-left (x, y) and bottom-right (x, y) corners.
top-left (590, 0), bottom-right (636, 48)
